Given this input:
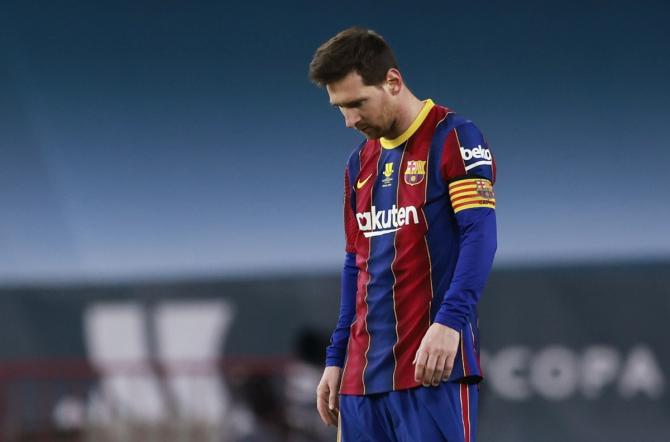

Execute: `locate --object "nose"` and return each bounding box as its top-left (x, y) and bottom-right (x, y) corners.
top-left (342, 109), bottom-right (361, 128)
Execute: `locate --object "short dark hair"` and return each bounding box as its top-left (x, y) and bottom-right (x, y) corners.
top-left (309, 27), bottom-right (398, 87)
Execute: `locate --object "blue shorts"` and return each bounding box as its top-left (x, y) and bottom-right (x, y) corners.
top-left (338, 382), bottom-right (477, 442)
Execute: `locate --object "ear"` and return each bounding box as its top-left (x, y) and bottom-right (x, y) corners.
top-left (385, 68), bottom-right (403, 96)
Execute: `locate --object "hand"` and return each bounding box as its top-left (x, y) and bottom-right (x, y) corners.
top-left (316, 366), bottom-right (342, 426)
top-left (413, 323), bottom-right (460, 387)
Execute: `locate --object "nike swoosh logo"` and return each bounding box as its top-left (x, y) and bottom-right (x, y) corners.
top-left (363, 228), bottom-right (400, 238)
top-left (356, 174), bottom-right (373, 189)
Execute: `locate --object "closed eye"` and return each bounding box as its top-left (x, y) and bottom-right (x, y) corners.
top-left (332, 99), bottom-right (366, 109)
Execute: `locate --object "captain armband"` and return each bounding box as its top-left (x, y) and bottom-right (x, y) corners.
top-left (448, 178), bottom-right (496, 213)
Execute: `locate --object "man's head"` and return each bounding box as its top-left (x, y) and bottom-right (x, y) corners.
top-left (309, 27), bottom-right (405, 139)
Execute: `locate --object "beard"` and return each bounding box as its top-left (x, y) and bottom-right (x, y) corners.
top-left (356, 117), bottom-right (392, 140)
top-left (357, 125), bottom-right (383, 139)
top-left (355, 102), bottom-right (395, 139)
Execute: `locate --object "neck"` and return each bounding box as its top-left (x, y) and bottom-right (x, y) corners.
top-left (385, 93), bottom-right (424, 140)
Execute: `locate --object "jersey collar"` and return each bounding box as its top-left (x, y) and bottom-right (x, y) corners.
top-left (380, 99), bottom-right (435, 149)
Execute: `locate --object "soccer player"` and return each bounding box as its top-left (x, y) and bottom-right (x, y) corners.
top-left (310, 27), bottom-right (497, 442)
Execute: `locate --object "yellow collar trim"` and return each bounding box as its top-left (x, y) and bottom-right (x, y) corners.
top-left (380, 99), bottom-right (435, 149)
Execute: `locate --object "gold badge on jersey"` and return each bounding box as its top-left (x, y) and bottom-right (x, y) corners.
top-left (404, 160), bottom-right (426, 185)
top-left (382, 162), bottom-right (394, 187)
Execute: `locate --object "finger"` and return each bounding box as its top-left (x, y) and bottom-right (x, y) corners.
top-left (442, 353), bottom-right (455, 380)
top-left (325, 405), bottom-right (337, 426)
top-left (432, 353), bottom-right (446, 386)
top-left (327, 398), bottom-right (339, 426)
top-left (329, 383), bottom-right (339, 411)
top-left (423, 352), bottom-right (439, 386)
top-left (317, 397), bottom-right (330, 425)
top-left (317, 387), bottom-right (336, 426)
top-left (319, 397), bottom-right (337, 426)
top-left (328, 406), bottom-right (339, 425)
top-left (413, 339), bottom-right (427, 365)
top-left (414, 349), bottom-right (428, 382)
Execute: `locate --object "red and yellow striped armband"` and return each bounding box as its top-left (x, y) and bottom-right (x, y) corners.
top-left (448, 178), bottom-right (496, 213)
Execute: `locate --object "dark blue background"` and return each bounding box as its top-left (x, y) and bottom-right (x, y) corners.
top-left (1, 0), bottom-right (668, 284)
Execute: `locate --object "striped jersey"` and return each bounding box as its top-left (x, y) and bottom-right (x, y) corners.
top-left (326, 99), bottom-right (498, 395)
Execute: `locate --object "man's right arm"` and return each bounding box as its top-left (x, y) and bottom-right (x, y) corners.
top-left (317, 166), bottom-right (358, 426)
top-left (325, 252), bottom-right (357, 366)
top-left (317, 252), bottom-right (357, 426)
top-left (325, 166), bottom-right (359, 366)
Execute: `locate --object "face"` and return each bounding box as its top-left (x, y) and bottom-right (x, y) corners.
top-left (326, 70), bottom-right (397, 140)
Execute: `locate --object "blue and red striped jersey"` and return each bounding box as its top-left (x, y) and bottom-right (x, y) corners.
top-left (326, 99), bottom-right (497, 395)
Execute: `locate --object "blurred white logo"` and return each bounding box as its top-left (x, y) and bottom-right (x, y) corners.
top-left (83, 301), bottom-right (234, 423)
top-left (481, 345), bottom-right (666, 401)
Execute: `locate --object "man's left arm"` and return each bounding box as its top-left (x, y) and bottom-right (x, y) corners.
top-left (414, 121), bottom-right (497, 386)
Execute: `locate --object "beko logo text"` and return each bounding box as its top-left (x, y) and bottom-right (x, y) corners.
top-left (460, 145), bottom-right (492, 161)
top-left (356, 205), bottom-right (419, 237)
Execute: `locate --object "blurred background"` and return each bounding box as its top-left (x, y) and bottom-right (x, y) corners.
top-left (1, 0), bottom-right (669, 441)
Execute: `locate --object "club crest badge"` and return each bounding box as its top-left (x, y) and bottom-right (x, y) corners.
top-left (475, 179), bottom-right (495, 199)
top-left (404, 160), bottom-right (426, 186)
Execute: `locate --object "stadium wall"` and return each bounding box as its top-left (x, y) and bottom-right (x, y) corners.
top-left (0, 261), bottom-right (668, 441)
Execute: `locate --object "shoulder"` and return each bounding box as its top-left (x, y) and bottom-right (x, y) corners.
top-left (433, 105), bottom-right (480, 135)
top-left (346, 139), bottom-right (367, 165)
top-left (431, 106), bottom-right (488, 150)
top-left (436, 111), bottom-right (495, 183)
top-left (344, 139), bottom-right (368, 183)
